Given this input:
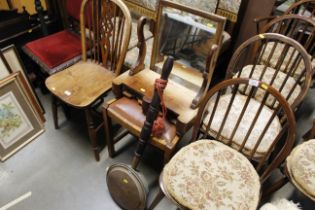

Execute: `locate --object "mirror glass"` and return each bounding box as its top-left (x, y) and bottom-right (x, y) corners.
top-left (151, 3), bottom-right (224, 91)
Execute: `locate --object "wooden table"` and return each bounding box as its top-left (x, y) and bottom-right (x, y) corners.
top-left (112, 68), bottom-right (199, 135)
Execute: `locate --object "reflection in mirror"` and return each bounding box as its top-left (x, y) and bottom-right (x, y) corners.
top-left (151, 1), bottom-right (225, 97)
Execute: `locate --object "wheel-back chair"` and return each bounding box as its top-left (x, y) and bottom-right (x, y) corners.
top-left (226, 33), bottom-right (312, 110)
top-left (45, 0), bottom-right (132, 161)
top-left (157, 78), bottom-right (296, 209)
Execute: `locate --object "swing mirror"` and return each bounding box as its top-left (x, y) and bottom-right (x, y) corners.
top-left (150, 0), bottom-right (225, 92)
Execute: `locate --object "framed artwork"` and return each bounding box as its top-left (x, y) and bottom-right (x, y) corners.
top-left (1, 45), bottom-right (45, 118)
top-left (0, 72), bottom-right (44, 161)
top-left (0, 52), bottom-right (11, 80)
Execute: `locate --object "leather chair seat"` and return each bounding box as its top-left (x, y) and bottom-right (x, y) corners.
top-left (24, 30), bottom-right (82, 75)
top-left (107, 97), bottom-right (178, 149)
top-left (286, 139), bottom-right (315, 201)
top-left (162, 140), bottom-right (260, 210)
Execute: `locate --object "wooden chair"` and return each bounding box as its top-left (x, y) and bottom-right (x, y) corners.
top-left (103, 1), bottom-right (226, 163)
top-left (45, 0), bottom-right (132, 161)
top-left (23, 0), bottom-right (83, 76)
top-left (260, 14), bottom-right (315, 73)
top-left (255, 0), bottom-right (315, 34)
top-left (226, 33), bottom-right (312, 110)
top-left (156, 78), bottom-right (296, 209)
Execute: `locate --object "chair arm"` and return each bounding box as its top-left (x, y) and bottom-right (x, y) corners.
top-left (129, 16), bottom-right (151, 76)
top-left (253, 16), bottom-right (277, 34)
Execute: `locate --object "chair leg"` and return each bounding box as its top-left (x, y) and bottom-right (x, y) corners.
top-left (303, 118), bottom-right (315, 140)
top-left (262, 176), bottom-right (289, 199)
top-left (52, 95), bottom-right (59, 129)
top-left (85, 108), bottom-right (100, 161)
top-left (103, 109), bottom-right (116, 157)
top-left (147, 188), bottom-right (165, 210)
top-left (163, 150), bottom-right (173, 165)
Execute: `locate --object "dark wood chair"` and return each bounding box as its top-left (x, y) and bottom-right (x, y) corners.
top-left (226, 33), bottom-right (312, 110)
top-left (103, 0), bottom-right (226, 163)
top-left (260, 14), bottom-right (315, 74)
top-left (255, 0), bottom-right (315, 34)
top-left (45, 0), bottom-right (132, 161)
top-left (23, 0), bottom-right (83, 76)
top-left (155, 78), bottom-right (296, 209)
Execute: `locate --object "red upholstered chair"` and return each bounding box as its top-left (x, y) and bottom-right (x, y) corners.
top-left (23, 0), bottom-right (83, 76)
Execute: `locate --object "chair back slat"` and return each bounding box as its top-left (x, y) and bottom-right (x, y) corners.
top-left (226, 33), bottom-right (312, 110)
top-left (192, 78), bottom-right (296, 182)
top-left (80, 0), bottom-right (132, 75)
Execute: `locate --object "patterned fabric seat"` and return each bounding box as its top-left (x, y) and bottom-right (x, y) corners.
top-left (203, 93), bottom-right (281, 158)
top-left (162, 140), bottom-right (260, 210)
top-left (261, 42), bottom-right (315, 79)
top-left (286, 139), bottom-right (315, 201)
top-left (235, 65), bottom-right (301, 106)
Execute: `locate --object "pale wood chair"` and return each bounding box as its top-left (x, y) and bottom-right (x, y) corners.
top-left (45, 0), bottom-right (132, 161)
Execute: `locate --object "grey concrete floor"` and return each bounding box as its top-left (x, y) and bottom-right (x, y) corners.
top-left (0, 87), bottom-right (315, 210)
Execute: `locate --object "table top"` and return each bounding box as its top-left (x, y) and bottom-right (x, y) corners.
top-left (112, 68), bottom-right (199, 134)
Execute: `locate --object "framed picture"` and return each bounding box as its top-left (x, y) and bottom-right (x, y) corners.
top-left (1, 45), bottom-right (45, 118)
top-left (0, 72), bottom-right (44, 161)
top-left (0, 52), bottom-right (11, 80)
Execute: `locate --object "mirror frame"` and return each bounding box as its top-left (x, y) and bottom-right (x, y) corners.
top-left (150, 0), bottom-right (226, 108)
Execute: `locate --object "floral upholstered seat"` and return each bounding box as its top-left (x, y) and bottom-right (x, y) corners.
top-left (235, 65), bottom-right (301, 106)
top-left (261, 42), bottom-right (315, 79)
top-left (162, 140), bottom-right (260, 210)
top-left (286, 139), bottom-right (315, 201)
top-left (203, 94), bottom-right (281, 158)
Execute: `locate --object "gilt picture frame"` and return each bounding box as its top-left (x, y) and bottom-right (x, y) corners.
top-left (0, 72), bottom-right (44, 161)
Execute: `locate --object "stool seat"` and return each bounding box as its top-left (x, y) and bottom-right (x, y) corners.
top-left (286, 139), bottom-right (315, 201)
top-left (24, 30), bottom-right (82, 74)
top-left (162, 140), bottom-right (260, 210)
top-left (204, 94), bottom-right (281, 158)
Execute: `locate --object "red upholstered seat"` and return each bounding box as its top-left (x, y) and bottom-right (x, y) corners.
top-left (24, 30), bottom-right (82, 74)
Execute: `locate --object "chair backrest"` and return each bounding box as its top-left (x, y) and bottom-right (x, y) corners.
top-left (226, 33), bottom-right (312, 110)
top-left (191, 78), bottom-right (296, 182)
top-left (150, 0), bottom-right (226, 108)
top-left (261, 14), bottom-right (315, 60)
top-left (80, 0), bottom-right (132, 75)
top-left (284, 0), bottom-right (315, 17)
top-left (57, 0), bottom-right (83, 30)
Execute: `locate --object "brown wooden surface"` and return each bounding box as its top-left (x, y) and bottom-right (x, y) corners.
top-left (112, 68), bottom-right (198, 134)
top-left (46, 61), bottom-right (115, 108)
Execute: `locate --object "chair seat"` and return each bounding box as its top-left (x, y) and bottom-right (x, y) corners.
top-left (261, 42), bottom-right (315, 79)
top-left (235, 64), bottom-right (301, 106)
top-left (46, 61), bottom-right (115, 108)
top-left (162, 140), bottom-right (260, 210)
top-left (106, 97), bottom-right (179, 149)
top-left (203, 93), bottom-right (281, 158)
top-left (24, 30), bottom-right (82, 74)
top-left (286, 139), bottom-right (315, 201)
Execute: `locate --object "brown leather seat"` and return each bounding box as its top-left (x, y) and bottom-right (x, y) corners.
top-left (104, 97), bottom-right (179, 162)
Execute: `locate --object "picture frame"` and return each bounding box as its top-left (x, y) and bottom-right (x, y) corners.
top-left (0, 72), bottom-right (44, 161)
top-left (1, 45), bottom-right (45, 118)
top-left (0, 52), bottom-right (12, 80)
